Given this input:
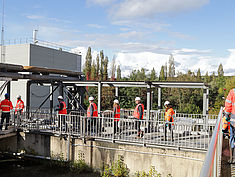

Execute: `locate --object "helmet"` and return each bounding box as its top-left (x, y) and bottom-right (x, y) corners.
top-left (114, 99), bottom-right (119, 104)
top-left (17, 95), bottom-right (21, 99)
top-left (58, 96), bottom-right (63, 100)
top-left (135, 97), bottom-right (141, 101)
top-left (5, 93), bottom-right (9, 98)
top-left (164, 101), bottom-right (170, 106)
top-left (89, 96), bottom-right (94, 101)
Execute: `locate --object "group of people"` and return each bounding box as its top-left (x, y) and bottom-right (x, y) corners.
top-left (0, 93), bottom-right (24, 131)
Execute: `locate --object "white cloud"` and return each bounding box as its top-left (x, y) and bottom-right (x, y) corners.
top-left (112, 0), bottom-right (210, 19)
top-left (86, 0), bottom-right (117, 6)
top-left (114, 48), bottom-right (234, 77)
top-left (87, 24), bottom-right (105, 29)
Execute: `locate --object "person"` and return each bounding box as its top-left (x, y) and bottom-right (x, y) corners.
top-left (113, 99), bottom-right (120, 134)
top-left (86, 96), bottom-right (98, 134)
top-left (55, 96), bottom-right (67, 131)
top-left (224, 88), bottom-right (235, 163)
top-left (133, 97), bottom-right (144, 138)
top-left (222, 107), bottom-right (230, 137)
top-left (0, 93), bottom-right (13, 131)
top-left (164, 101), bottom-right (174, 141)
top-left (15, 95), bottom-right (24, 126)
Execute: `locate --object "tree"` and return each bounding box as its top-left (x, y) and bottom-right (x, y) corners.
top-left (100, 50), bottom-right (104, 80)
top-left (196, 68), bottom-right (201, 80)
top-left (117, 65), bottom-right (121, 80)
top-left (168, 54), bottom-right (175, 78)
top-left (150, 67), bottom-right (157, 81)
top-left (90, 60), bottom-right (97, 80)
top-left (103, 56), bottom-right (109, 80)
top-left (218, 63), bottom-right (224, 77)
top-left (96, 54), bottom-right (100, 78)
top-left (110, 57), bottom-right (116, 81)
top-left (159, 65), bottom-right (165, 81)
top-left (84, 47), bottom-right (92, 80)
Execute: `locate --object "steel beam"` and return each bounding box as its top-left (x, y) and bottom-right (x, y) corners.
top-left (158, 87), bottom-right (161, 109)
top-left (98, 81), bottom-right (102, 117)
top-left (146, 84), bottom-right (151, 120)
top-left (115, 87), bottom-right (118, 98)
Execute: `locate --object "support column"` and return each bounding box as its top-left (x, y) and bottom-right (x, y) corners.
top-left (98, 81), bottom-right (102, 117)
top-left (158, 87), bottom-right (161, 109)
top-left (115, 87), bottom-right (118, 98)
top-left (7, 81), bottom-right (10, 99)
top-left (59, 82), bottom-right (63, 97)
top-left (50, 84), bottom-right (54, 116)
top-left (146, 84), bottom-right (151, 120)
top-left (203, 87), bottom-right (209, 129)
top-left (26, 81), bottom-right (31, 115)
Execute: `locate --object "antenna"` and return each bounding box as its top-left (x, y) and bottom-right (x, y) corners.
top-left (1, 0), bottom-right (5, 63)
top-left (33, 29), bottom-right (38, 44)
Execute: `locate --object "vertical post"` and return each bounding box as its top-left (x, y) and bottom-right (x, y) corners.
top-left (115, 87), bottom-right (118, 98)
top-left (158, 87), bottom-right (161, 109)
top-left (50, 84), bottom-right (53, 117)
top-left (59, 81), bottom-right (63, 97)
top-left (203, 88), bottom-right (209, 130)
top-left (98, 81), bottom-right (102, 117)
top-left (7, 81), bottom-right (10, 99)
top-left (151, 90), bottom-right (153, 110)
top-left (146, 84), bottom-right (151, 120)
top-left (26, 81), bottom-right (31, 120)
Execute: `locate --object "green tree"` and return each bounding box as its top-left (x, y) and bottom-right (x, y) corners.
top-left (150, 67), bottom-right (157, 81)
top-left (84, 46), bottom-right (92, 80)
top-left (90, 60), bottom-right (97, 80)
top-left (196, 68), bottom-right (201, 81)
top-left (100, 50), bottom-right (104, 80)
top-left (103, 56), bottom-right (109, 80)
top-left (218, 63), bottom-right (224, 77)
top-left (110, 57), bottom-right (116, 81)
top-left (117, 65), bottom-right (121, 80)
top-left (96, 54), bottom-right (100, 78)
top-left (159, 65), bottom-right (165, 81)
top-left (168, 54), bottom-right (175, 78)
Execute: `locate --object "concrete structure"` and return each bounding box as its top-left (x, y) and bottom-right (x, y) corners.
top-left (0, 132), bottom-right (206, 177)
top-left (1, 43), bottom-right (81, 107)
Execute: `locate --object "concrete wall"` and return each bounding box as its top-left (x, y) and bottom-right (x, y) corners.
top-left (0, 132), bottom-right (206, 177)
top-left (2, 44), bottom-right (82, 107)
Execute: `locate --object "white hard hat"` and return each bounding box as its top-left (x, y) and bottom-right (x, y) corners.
top-left (17, 95), bottom-right (21, 99)
top-left (89, 96), bottom-right (94, 101)
top-left (114, 99), bottom-right (119, 104)
top-left (135, 97), bottom-right (141, 101)
top-left (164, 101), bottom-right (170, 106)
top-left (58, 96), bottom-right (63, 100)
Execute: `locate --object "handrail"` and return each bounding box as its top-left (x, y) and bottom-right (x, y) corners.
top-left (199, 107), bottom-right (223, 177)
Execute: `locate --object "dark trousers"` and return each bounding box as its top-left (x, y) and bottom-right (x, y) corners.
top-left (114, 121), bottom-right (119, 134)
top-left (58, 115), bottom-right (67, 132)
top-left (0, 112), bottom-right (11, 130)
top-left (164, 123), bottom-right (174, 141)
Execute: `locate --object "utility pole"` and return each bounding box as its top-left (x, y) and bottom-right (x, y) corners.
top-left (1, 0), bottom-right (5, 63)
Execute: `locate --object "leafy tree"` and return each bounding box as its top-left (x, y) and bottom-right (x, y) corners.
top-left (168, 54), bottom-right (175, 78)
top-left (90, 60), bottom-right (97, 80)
top-left (100, 50), bottom-right (104, 80)
top-left (103, 56), bottom-right (109, 80)
top-left (110, 57), bottom-right (116, 81)
top-left (96, 54), bottom-right (100, 78)
top-left (150, 67), bottom-right (157, 81)
top-left (159, 66), bottom-right (165, 81)
top-left (218, 63), bottom-right (224, 77)
top-left (84, 47), bottom-right (92, 80)
top-left (196, 68), bottom-right (201, 81)
top-left (117, 65), bottom-right (121, 80)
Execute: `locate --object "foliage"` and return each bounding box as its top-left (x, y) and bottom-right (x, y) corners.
top-left (102, 155), bottom-right (129, 177)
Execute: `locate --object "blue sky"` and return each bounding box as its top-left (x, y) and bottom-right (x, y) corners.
top-left (1, 0), bottom-right (235, 76)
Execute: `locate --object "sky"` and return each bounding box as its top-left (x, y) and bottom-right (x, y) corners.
top-left (1, 0), bottom-right (235, 77)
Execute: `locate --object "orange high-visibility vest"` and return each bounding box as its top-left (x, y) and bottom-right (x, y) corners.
top-left (1, 99), bottom-right (13, 113)
top-left (15, 99), bottom-right (24, 113)
top-left (59, 101), bottom-right (67, 114)
top-left (113, 105), bottom-right (120, 121)
top-left (133, 103), bottom-right (144, 119)
top-left (87, 102), bottom-right (98, 117)
top-left (222, 116), bottom-right (230, 132)
top-left (165, 108), bottom-right (175, 123)
top-left (225, 89), bottom-right (235, 118)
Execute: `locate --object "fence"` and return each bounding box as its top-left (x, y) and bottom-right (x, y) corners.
top-left (199, 107), bottom-right (223, 177)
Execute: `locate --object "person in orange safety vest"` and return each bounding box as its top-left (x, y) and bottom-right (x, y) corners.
top-left (15, 95), bottom-right (25, 126)
top-left (164, 101), bottom-right (174, 141)
top-left (133, 97), bottom-right (144, 138)
top-left (86, 96), bottom-right (98, 134)
top-left (113, 99), bottom-right (120, 134)
top-left (0, 93), bottom-right (13, 131)
top-left (222, 107), bottom-right (230, 135)
top-left (224, 88), bottom-right (235, 163)
top-left (56, 96), bottom-right (67, 131)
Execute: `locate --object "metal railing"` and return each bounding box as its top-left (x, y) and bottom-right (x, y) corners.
top-left (199, 107), bottom-right (223, 177)
top-left (4, 110), bottom-right (216, 151)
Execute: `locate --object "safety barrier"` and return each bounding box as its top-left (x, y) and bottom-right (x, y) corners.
top-left (199, 107), bottom-right (223, 177)
top-left (5, 110), bottom-right (216, 151)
